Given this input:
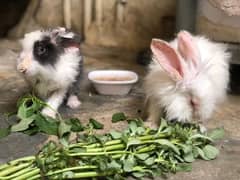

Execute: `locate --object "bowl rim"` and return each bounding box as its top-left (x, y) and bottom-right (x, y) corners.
top-left (88, 70), bottom-right (138, 85)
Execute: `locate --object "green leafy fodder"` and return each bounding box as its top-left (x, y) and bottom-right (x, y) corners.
top-left (0, 115), bottom-right (224, 180)
top-left (0, 95), bottom-right (90, 140)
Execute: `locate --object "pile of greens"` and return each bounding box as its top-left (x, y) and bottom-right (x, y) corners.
top-left (0, 95), bottom-right (102, 140)
top-left (0, 95), bottom-right (224, 179)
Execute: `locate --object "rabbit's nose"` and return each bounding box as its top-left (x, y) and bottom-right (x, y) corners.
top-left (20, 68), bottom-right (27, 74)
top-left (17, 56), bottom-right (31, 74)
top-left (19, 68), bottom-right (27, 74)
top-left (17, 64), bottom-right (27, 74)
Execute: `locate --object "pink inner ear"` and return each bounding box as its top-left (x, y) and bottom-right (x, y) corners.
top-left (177, 31), bottom-right (199, 67)
top-left (151, 39), bottom-right (183, 80)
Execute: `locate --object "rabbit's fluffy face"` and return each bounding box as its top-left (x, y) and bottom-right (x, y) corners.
top-left (17, 30), bottom-right (60, 76)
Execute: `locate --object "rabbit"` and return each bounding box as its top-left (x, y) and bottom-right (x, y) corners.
top-left (144, 30), bottom-right (230, 125)
top-left (17, 27), bottom-right (83, 118)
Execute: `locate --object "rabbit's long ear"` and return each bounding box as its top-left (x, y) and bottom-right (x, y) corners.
top-left (56, 33), bottom-right (82, 49)
top-left (177, 31), bottom-right (200, 69)
top-left (51, 27), bottom-right (82, 49)
top-left (151, 39), bottom-right (183, 81)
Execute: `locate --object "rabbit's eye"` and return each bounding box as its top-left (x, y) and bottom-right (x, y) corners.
top-left (34, 42), bottom-right (48, 57)
top-left (37, 45), bottom-right (47, 55)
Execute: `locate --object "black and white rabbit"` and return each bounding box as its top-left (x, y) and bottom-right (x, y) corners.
top-left (144, 31), bottom-right (230, 125)
top-left (17, 27), bottom-right (83, 118)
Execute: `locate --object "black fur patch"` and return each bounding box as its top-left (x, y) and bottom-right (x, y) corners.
top-left (33, 36), bottom-right (61, 66)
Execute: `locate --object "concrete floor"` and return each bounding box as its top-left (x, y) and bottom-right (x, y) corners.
top-left (0, 40), bottom-right (240, 179)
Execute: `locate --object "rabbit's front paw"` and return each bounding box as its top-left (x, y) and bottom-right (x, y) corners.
top-left (67, 95), bottom-right (81, 109)
top-left (41, 107), bottom-right (56, 118)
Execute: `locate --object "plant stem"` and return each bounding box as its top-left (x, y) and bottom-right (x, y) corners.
top-left (0, 165), bottom-right (9, 171)
top-left (69, 136), bottom-right (170, 156)
top-left (0, 156), bottom-right (35, 171)
top-left (11, 168), bottom-right (40, 180)
top-left (138, 133), bottom-right (167, 141)
top-left (0, 167), bottom-right (35, 179)
top-left (104, 139), bottom-right (122, 146)
top-left (10, 156), bottom-right (35, 163)
top-left (27, 174), bottom-right (41, 180)
top-left (136, 145), bottom-right (156, 153)
top-left (55, 171), bottom-right (113, 179)
top-left (0, 163), bottom-right (31, 177)
top-left (84, 134), bottom-right (167, 150)
top-left (46, 165), bottom-right (97, 176)
top-left (86, 144), bottom-right (125, 152)
top-left (112, 154), bottom-right (122, 159)
top-left (82, 139), bottom-right (122, 149)
top-left (68, 143), bottom-right (88, 148)
top-left (67, 150), bottom-right (130, 157)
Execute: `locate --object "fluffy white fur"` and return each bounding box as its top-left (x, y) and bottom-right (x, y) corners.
top-left (144, 32), bottom-right (230, 124)
top-left (18, 29), bottom-right (82, 118)
top-left (67, 95), bottom-right (82, 109)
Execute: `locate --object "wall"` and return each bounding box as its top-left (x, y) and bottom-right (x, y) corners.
top-left (196, 0), bottom-right (240, 43)
top-left (8, 0), bottom-right (176, 51)
top-left (84, 0), bottom-right (176, 50)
